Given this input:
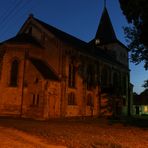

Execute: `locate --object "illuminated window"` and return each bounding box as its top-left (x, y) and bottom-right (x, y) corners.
top-left (68, 92), bottom-right (76, 105)
top-left (144, 106), bottom-right (148, 112)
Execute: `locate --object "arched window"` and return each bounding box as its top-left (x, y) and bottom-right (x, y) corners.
top-left (86, 65), bottom-right (94, 90)
top-left (10, 59), bottom-right (19, 87)
top-left (68, 60), bottom-right (76, 88)
top-left (68, 92), bottom-right (76, 105)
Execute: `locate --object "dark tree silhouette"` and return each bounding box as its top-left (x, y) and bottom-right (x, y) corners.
top-left (119, 0), bottom-right (148, 86)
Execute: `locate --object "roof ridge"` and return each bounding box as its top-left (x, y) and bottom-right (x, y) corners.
top-left (33, 17), bottom-right (87, 45)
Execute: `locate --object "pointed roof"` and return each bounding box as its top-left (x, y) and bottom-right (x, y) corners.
top-left (95, 7), bottom-right (117, 44)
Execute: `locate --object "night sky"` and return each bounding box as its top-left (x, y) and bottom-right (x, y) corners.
top-left (0, 0), bottom-right (147, 94)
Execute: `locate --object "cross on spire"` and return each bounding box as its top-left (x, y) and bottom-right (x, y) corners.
top-left (104, 0), bottom-right (106, 8)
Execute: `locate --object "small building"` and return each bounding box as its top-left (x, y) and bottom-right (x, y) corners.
top-left (132, 89), bottom-right (148, 116)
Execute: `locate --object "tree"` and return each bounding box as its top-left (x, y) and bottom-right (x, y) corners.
top-left (142, 80), bottom-right (148, 89)
top-left (119, 0), bottom-right (148, 86)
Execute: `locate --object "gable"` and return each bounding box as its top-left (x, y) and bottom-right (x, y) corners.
top-left (18, 15), bottom-right (57, 47)
top-left (18, 15), bottom-right (87, 49)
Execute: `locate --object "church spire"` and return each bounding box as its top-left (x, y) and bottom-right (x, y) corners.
top-left (94, 5), bottom-right (117, 45)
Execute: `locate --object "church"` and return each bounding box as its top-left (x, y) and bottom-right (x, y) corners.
top-left (0, 7), bottom-right (131, 120)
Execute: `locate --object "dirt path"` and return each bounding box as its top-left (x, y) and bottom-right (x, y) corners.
top-left (0, 126), bottom-right (66, 148)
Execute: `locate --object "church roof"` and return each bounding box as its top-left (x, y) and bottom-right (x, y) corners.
top-left (33, 17), bottom-right (87, 49)
top-left (95, 7), bottom-right (117, 44)
top-left (29, 57), bottom-right (59, 81)
top-left (33, 17), bottom-right (128, 68)
top-left (2, 34), bottom-right (42, 48)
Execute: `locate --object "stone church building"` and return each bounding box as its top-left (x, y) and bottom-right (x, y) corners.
top-left (0, 8), bottom-right (131, 120)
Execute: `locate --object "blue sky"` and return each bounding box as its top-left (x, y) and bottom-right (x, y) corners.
top-left (0, 0), bottom-right (147, 94)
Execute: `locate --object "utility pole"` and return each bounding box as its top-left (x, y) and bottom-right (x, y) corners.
top-left (20, 48), bottom-right (28, 117)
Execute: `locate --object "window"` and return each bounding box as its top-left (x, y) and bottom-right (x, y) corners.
top-left (144, 106), bottom-right (148, 112)
top-left (32, 94), bottom-right (36, 105)
top-left (34, 78), bottom-right (39, 84)
top-left (87, 94), bottom-right (94, 106)
top-left (68, 92), bottom-right (76, 105)
top-left (86, 65), bottom-right (93, 90)
top-left (36, 94), bottom-right (40, 105)
top-left (31, 94), bottom-right (39, 106)
top-left (68, 61), bottom-right (76, 88)
top-left (10, 59), bottom-right (19, 87)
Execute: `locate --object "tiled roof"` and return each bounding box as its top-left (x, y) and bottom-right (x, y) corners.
top-left (29, 57), bottom-right (59, 81)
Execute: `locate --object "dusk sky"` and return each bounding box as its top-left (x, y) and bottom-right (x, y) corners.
top-left (0, 0), bottom-right (147, 94)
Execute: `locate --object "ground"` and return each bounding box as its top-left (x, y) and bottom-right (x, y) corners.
top-left (0, 117), bottom-right (147, 148)
top-left (0, 126), bottom-right (66, 148)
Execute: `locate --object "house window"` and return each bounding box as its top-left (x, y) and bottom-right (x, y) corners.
top-left (31, 94), bottom-right (39, 106)
top-left (68, 62), bottom-right (76, 88)
top-left (144, 106), bottom-right (148, 112)
top-left (87, 94), bottom-right (94, 106)
top-left (68, 92), bottom-right (76, 105)
top-left (10, 59), bottom-right (19, 87)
